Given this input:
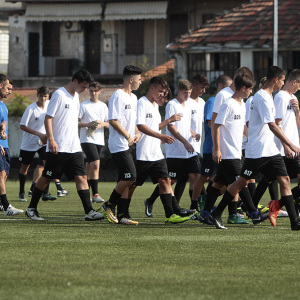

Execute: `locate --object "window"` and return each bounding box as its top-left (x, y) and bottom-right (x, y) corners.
top-left (43, 22), bottom-right (60, 56)
top-left (125, 20), bottom-right (144, 55)
top-left (169, 14), bottom-right (188, 43)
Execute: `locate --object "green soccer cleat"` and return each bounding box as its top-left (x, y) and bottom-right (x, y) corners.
top-left (42, 193), bottom-right (57, 201)
top-left (258, 204), bottom-right (269, 213)
top-left (227, 214), bottom-right (249, 224)
top-left (165, 214), bottom-right (190, 224)
top-left (197, 194), bottom-right (207, 212)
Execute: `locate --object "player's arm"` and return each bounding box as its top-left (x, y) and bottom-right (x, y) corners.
top-left (290, 98), bottom-right (300, 128)
top-left (212, 123), bottom-right (222, 163)
top-left (20, 125), bottom-right (47, 144)
top-left (109, 119), bottom-right (134, 145)
top-left (137, 124), bottom-right (175, 144)
top-left (159, 114), bottom-right (181, 130)
top-left (78, 118), bottom-right (98, 129)
top-left (133, 126), bottom-right (141, 143)
top-left (190, 129), bottom-right (200, 142)
top-left (167, 124), bottom-right (194, 153)
top-left (211, 112), bottom-right (218, 147)
top-left (45, 115), bottom-right (58, 154)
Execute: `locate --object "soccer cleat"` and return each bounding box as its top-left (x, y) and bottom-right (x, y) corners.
top-left (268, 200), bottom-right (281, 227)
top-left (237, 207), bottom-right (245, 219)
top-left (144, 198), bottom-right (153, 217)
top-left (85, 210), bottom-right (104, 221)
top-left (57, 189), bottom-right (70, 197)
top-left (25, 208), bottom-right (44, 220)
top-left (165, 214), bottom-right (190, 224)
top-left (258, 204), bottom-right (269, 213)
top-left (0, 204), bottom-right (3, 211)
top-left (197, 194), bottom-right (207, 212)
top-left (278, 210), bottom-right (288, 217)
top-left (251, 211), bottom-right (269, 225)
top-left (119, 217), bottom-right (139, 225)
top-left (227, 214), bottom-right (249, 224)
top-left (209, 212), bottom-right (227, 229)
top-left (19, 193), bottom-right (27, 202)
top-left (295, 198), bottom-right (300, 216)
top-left (199, 210), bottom-right (214, 225)
top-left (42, 193), bottom-right (57, 201)
top-left (102, 202), bottom-right (118, 223)
top-left (176, 208), bottom-right (196, 217)
top-left (4, 205), bottom-right (24, 216)
top-left (291, 218), bottom-right (300, 230)
top-left (28, 190), bottom-right (33, 197)
top-left (91, 194), bottom-right (105, 203)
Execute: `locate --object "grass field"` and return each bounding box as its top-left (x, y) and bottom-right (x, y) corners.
top-left (1, 180), bottom-right (300, 300)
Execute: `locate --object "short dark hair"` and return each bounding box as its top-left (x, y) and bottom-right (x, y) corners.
top-left (0, 74), bottom-right (8, 86)
top-left (216, 74), bottom-right (232, 87)
top-left (123, 65), bottom-right (142, 78)
top-left (287, 69), bottom-right (300, 83)
top-left (266, 66), bottom-right (285, 81)
top-left (164, 86), bottom-right (172, 100)
top-left (72, 69), bottom-right (94, 84)
top-left (178, 79), bottom-right (192, 90)
top-left (37, 86), bottom-right (50, 95)
top-left (192, 73), bottom-right (209, 87)
top-left (234, 67), bottom-right (254, 79)
top-left (89, 81), bottom-right (102, 90)
top-left (234, 74), bottom-right (256, 91)
top-left (149, 76), bottom-right (168, 89)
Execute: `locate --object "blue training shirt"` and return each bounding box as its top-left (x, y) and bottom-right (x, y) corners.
top-left (0, 101), bottom-right (9, 148)
top-left (203, 96), bottom-right (215, 154)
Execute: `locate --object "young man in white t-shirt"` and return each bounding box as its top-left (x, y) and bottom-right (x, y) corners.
top-left (214, 66), bottom-right (300, 231)
top-left (102, 65), bottom-right (142, 225)
top-left (79, 81), bottom-right (109, 204)
top-left (25, 70), bottom-right (103, 221)
top-left (270, 69), bottom-right (300, 225)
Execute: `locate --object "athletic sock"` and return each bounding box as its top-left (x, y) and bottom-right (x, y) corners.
top-left (239, 187), bottom-right (256, 213)
top-left (214, 190), bottom-right (235, 215)
top-left (148, 185), bottom-right (160, 205)
top-left (203, 186), bottom-right (221, 212)
top-left (228, 201), bottom-right (237, 215)
top-left (107, 189), bottom-right (121, 208)
top-left (172, 196), bottom-right (181, 213)
top-left (19, 173), bottom-right (26, 194)
top-left (206, 180), bottom-right (213, 194)
top-left (292, 185), bottom-right (300, 199)
top-left (189, 189), bottom-right (197, 210)
top-left (77, 189), bottom-right (93, 214)
top-left (247, 182), bottom-right (256, 199)
top-left (117, 198), bottom-right (131, 218)
top-left (174, 178), bottom-right (187, 203)
top-left (55, 181), bottom-right (63, 191)
top-left (281, 195), bottom-right (298, 223)
top-left (252, 177), bottom-right (269, 208)
top-left (0, 194), bottom-right (9, 210)
top-left (90, 179), bottom-right (98, 195)
top-left (43, 184), bottom-right (49, 194)
top-left (28, 187), bottom-right (43, 209)
top-left (87, 180), bottom-right (91, 188)
top-left (269, 179), bottom-right (279, 200)
top-left (201, 186), bottom-right (207, 195)
top-left (160, 193), bottom-right (173, 218)
top-left (30, 182), bottom-right (36, 193)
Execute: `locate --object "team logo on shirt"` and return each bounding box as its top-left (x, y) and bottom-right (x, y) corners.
top-left (146, 113), bottom-right (153, 118)
top-left (234, 114), bottom-right (241, 120)
top-left (287, 104), bottom-right (292, 110)
top-left (65, 104), bottom-right (70, 109)
top-left (191, 109), bottom-right (197, 115)
top-left (125, 104), bottom-right (131, 109)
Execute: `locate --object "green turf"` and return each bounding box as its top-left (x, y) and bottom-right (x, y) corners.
top-left (1, 181), bottom-right (300, 300)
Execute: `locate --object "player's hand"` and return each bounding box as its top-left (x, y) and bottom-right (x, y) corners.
top-left (284, 146), bottom-right (295, 159)
top-left (0, 132), bottom-right (7, 140)
top-left (213, 149), bottom-right (222, 163)
top-left (290, 98), bottom-right (299, 112)
top-left (127, 136), bottom-right (134, 146)
top-left (194, 133), bottom-right (200, 142)
top-left (183, 141), bottom-right (194, 153)
top-left (0, 145), bottom-right (4, 156)
top-left (290, 145), bottom-right (300, 157)
top-left (49, 139), bottom-right (59, 154)
top-left (160, 134), bottom-right (175, 144)
top-left (133, 132), bottom-right (141, 144)
top-left (169, 114), bottom-right (181, 123)
top-left (39, 133), bottom-right (48, 145)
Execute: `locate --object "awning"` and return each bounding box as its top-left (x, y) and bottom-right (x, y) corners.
top-left (105, 1), bottom-right (168, 20)
top-left (25, 3), bottom-right (103, 22)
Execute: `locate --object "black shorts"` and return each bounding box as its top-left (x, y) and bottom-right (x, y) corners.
top-left (0, 148), bottom-right (10, 175)
top-left (284, 156), bottom-right (300, 180)
top-left (19, 147), bottom-right (46, 165)
top-left (166, 156), bottom-right (201, 180)
top-left (136, 159), bottom-right (169, 186)
top-left (81, 143), bottom-right (103, 163)
top-left (43, 152), bottom-right (86, 180)
top-left (241, 154), bottom-right (288, 181)
top-left (111, 146), bottom-right (136, 181)
top-left (200, 153), bottom-right (217, 176)
top-left (214, 159), bottom-right (242, 186)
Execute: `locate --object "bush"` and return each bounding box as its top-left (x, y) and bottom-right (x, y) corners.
top-left (7, 92), bottom-right (31, 117)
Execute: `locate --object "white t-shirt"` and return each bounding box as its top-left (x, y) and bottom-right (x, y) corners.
top-left (215, 98), bottom-right (245, 159)
top-left (136, 96), bottom-right (164, 161)
top-left (242, 96), bottom-right (253, 150)
top-left (79, 99), bottom-right (108, 145)
top-left (213, 86), bottom-right (234, 114)
top-left (46, 87), bottom-right (81, 153)
top-left (245, 89), bottom-right (280, 158)
top-left (187, 97), bottom-right (205, 153)
top-left (274, 90), bottom-right (299, 156)
top-left (108, 89), bottom-right (137, 154)
top-left (20, 101), bottom-right (49, 151)
top-left (165, 98), bottom-right (195, 159)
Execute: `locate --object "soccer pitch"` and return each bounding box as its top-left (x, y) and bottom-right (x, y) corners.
top-left (1, 181), bottom-right (299, 300)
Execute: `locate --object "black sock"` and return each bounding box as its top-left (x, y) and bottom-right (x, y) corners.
top-left (228, 201), bottom-right (237, 215)
top-left (247, 182), bottom-right (256, 199)
top-left (281, 195), bottom-right (298, 223)
top-left (117, 198), bottom-right (131, 217)
top-left (148, 185), bottom-right (160, 205)
top-left (189, 189), bottom-right (193, 200)
top-left (201, 186), bottom-right (207, 195)
top-left (214, 190), bottom-right (235, 215)
top-left (206, 180), bottom-right (213, 194)
top-left (239, 187), bottom-right (256, 213)
top-left (77, 189), bottom-right (93, 214)
top-left (0, 194), bottom-right (9, 210)
top-left (174, 177), bottom-right (187, 203)
top-left (90, 179), bottom-right (98, 195)
top-left (19, 173), bottom-right (26, 194)
top-left (252, 177), bottom-right (269, 208)
top-left (269, 179), bottom-right (279, 200)
top-left (160, 194), bottom-right (173, 218)
top-left (30, 182), bottom-right (36, 193)
top-left (29, 187), bottom-right (43, 209)
top-left (44, 184), bottom-right (49, 194)
top-left (203, 186), bottom-right (221, 212)
top-left (55, 182), bottom-right (63, 191)
top-left (292, 185), bottom-right (300, 199)
top-left (172, 196), bottom-right (181, 213)
top-left (107, 189), bottom-right (121, 208)
top-left (87, 180), bottom-right (91, 188)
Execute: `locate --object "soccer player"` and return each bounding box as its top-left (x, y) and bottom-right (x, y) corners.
top-left (25, 69), bottom-right (103, 221)
top-left (211, 66), bottom-right (300, 231)
top-left (0, 74), bottom-right (23, 216)
top-left (79, 81), bottom-right (109, 203)
top-left (102, 65), bottom-right (142, 225)
top-left (135, 76), bottom-right (190, 223)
